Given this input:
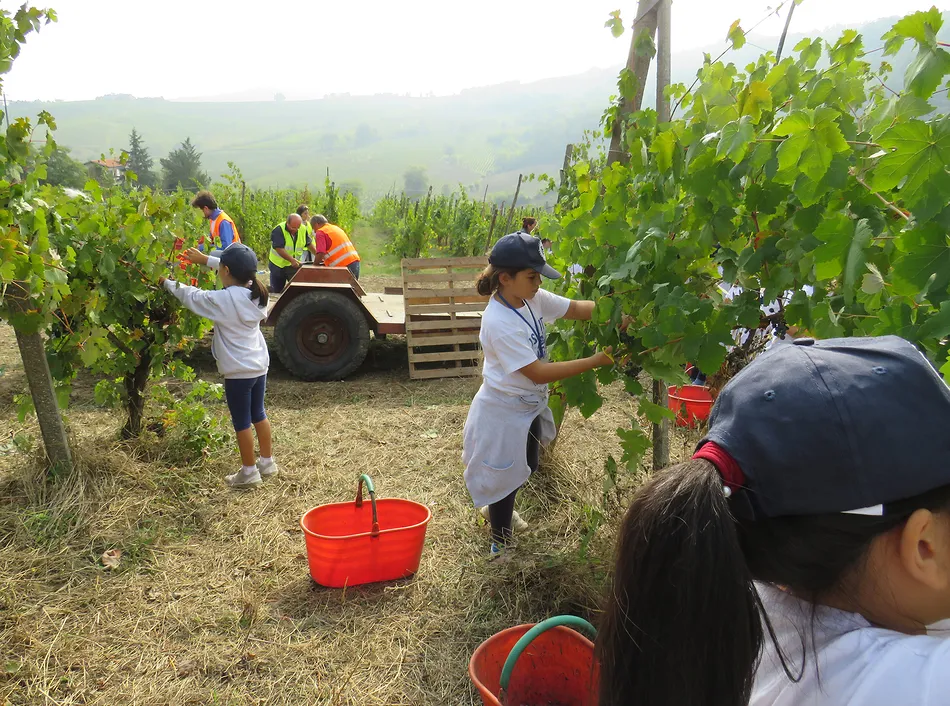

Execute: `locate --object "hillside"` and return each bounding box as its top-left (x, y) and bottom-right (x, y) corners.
top-left (11, 14), bottom-right (946, 201)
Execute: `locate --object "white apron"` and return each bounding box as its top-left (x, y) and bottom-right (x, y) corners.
top-left (462, 384), bottom-right (557, 507)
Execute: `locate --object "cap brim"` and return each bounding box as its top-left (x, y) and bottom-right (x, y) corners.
top-left (537, 263), bottom-right (562, 279)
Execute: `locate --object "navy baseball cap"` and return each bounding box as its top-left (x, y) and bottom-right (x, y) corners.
top-left (489, 232), bottom-right (561, 279)
top-left (698, 336), bottom-right (950, 519)
top-left (219, 243), bottom-right (259, 279)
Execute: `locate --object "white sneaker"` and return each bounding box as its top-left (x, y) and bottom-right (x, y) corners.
top-left (256, 458), bottom-right (278, 478)
top-left (225, 467), bottom-right (262, 489)
top-left (478, 506), bottom-right (528, 532)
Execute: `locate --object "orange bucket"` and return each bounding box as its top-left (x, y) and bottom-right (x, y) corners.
top-left (667, 384), bottom-right (714, 428)
top-left (469, 616), bottom-right (598, 706)
top-left (300, 474), bottom-right (431, 587)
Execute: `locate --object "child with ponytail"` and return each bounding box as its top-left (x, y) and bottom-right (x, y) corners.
top-left (159, 245), bottom-right (277, 489)
top-left (463, 232), bottom-right (613, 559)
top-left (599, 336), bottom-right (950, 706)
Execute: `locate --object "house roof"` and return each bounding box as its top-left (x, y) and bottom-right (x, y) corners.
top-left (87, 159), bottom-right (125, 168)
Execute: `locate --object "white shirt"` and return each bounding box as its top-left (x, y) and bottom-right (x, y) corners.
top-left (753, 584), bottom-right (950, 705)
top-left (163, 258), bottom-right (269, 379)
top-left (478, 287), bottom-right (571, 397)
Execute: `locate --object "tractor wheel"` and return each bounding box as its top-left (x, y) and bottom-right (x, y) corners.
top-left (274, 291), bottom-right (371, 380)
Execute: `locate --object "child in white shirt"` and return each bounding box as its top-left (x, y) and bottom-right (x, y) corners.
top-left (160, 245), bottom-right (277, 489)
top-left (462, 232), bottom-right (613, 559)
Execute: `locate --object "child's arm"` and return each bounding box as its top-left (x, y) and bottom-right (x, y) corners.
top-left (161, 278), bottom-right (226, 321)
top-left (518, 349), bottom-right (613, 385)
top-left (564, 300), bottom-right (595, 321)
top-left (184, 248), bottom-right (220, 270)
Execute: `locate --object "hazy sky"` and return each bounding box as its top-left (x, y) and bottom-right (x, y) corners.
top-left (8, 0), bottom-right (950, 102)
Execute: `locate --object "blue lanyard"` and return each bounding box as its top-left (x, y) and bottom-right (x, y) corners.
top-left (497, 293), bottom-right (546, 359)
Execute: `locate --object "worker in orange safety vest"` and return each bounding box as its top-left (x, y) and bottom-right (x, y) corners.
top-left (191, 190), bottom-right (241, 255)
top-left (310, 214), bottom-right (361, 280)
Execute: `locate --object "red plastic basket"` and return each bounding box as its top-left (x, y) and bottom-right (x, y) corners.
top-left (667, 385), bottom-right (714, 428)
top-left (300, 475), bottom-right (431, 588)
top-left (469, 616), bottom-right (599, 706)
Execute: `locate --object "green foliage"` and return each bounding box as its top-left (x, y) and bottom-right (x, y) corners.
top-left (149, 377), bottom-right (230, 464)
top-left (39, 182), bottom-right (214, 436)
top-left (551, 12), bottom-right (950, 478)
top-left (371, 185), bottom-right (543, 259)
top-left (160, 137), bottom-right (208, 192)
top-left (605, 10), bottom-right (624, 39)
top-left (403, 166), bottom-right (429, 198)
top-left (41, 146), bottom-right (87, 189)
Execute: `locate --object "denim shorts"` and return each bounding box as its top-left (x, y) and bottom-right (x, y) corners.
top-left (224, 375), bottom-right (267, 431)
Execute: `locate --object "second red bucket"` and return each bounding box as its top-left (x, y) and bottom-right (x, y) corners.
top-left (300, 474), bottom-right (431, 587)
top-left (667, 385), bottom-right (714, 428)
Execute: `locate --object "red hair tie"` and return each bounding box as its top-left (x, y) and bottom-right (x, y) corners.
top-left (693, 442), bottom-right (746, 496)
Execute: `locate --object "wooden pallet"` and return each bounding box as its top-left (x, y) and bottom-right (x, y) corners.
top-left (401, 256), bottom-right (489, 380)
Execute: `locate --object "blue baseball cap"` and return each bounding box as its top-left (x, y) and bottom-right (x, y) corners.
top-left (489, 232), bottom-right (561, 279)
top-left (219, 243), bottom-right (259, 280)
top-left (700, 336), bottom-right (950, 520)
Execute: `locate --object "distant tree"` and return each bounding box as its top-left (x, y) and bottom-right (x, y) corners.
top-left (354, 123), bottom-right (379, 147)
top-left (403, 166), bottom-right (428, 199)
top-left (339, 180), bottom-right (364, 202)
top-left (274, 92), bottom-right (286, 102)
top-left (42, 147), bottom-right (87, 189)
top-left (160, 138), bottom-right (208, 192)
top-left (125, 128), bottom-right (157, 189)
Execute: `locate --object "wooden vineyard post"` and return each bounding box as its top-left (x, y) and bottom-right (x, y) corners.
top-left (504, 173), bottom-right (523, 233)
top-left (401, 257), bottom-right (489, 380)
top-left (486, 206), bottom-right (498, 252)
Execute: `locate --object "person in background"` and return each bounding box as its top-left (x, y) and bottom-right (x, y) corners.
top-left (191, 190), bottom-right (240, 256)
top-left (296, 205), bottom-right (314, 264)
top-left (597, 335), bottom-right (950, 706)
top-left (463, 232), bottom-right (614, 560)
top-left (541, 238), bottom-right (553, 255)
top-left (268, 213), bottom-right (318, 294)
top-left (161, 245), bottom-right (277, 489)
top-left (311, 214), bottom-right (361, 280)
top-left (520, 217), bottom-right (538, 235)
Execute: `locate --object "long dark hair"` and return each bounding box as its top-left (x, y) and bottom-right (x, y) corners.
top-left (597, 458), bottom-right (950, 706)
top-left (222, 262), bottom-right (268, 306)
top-left (475, 264), bottom-right (526, 296)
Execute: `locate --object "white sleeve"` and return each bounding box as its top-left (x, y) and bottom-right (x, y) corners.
top-left (206, 256), bottom-right (221, 271)
top-left (490, 330), bottom-right (540, 376)
top-left (163, 279), bottom-right (229, 322)
top-left (531, 287), bottom-right (571, 322)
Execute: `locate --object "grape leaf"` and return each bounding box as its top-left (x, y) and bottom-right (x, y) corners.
top-left (891, 224), bottom-right (950, 297)
top-left (727, 20), bottom-right (745, 50)
top-left (843, 219), bottom-right (874, 304)
top-left (651, 131), bottom-right (676, 172)
top-left (717, 116), bottom-right (755, 163)
top-left (739, 81), bottom-right (772, 124)
top-left (605, 10), bottom-right (624, 38)
top-left (884, 8), bottom-right (944, 48)
top-left (795, 37), bottom-right (823, 69)
top-left (871, 118), bottom-right (950, 222)
top-left (904, 44), bottom-right (950, 99)
top-left (917, 300), bottom-right (950, 341)
top-left (773, 107), bottom-right (849, 182)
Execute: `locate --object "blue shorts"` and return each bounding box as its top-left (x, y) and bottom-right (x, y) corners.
top-left (224, 375), bottom-right (267, 432)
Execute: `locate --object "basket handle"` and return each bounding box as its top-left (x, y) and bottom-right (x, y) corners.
top-left (499, 615), bottom-right (597, 698)
top-left (355, 474), bottom-right (380, 537)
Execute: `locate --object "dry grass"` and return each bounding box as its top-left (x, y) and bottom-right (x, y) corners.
top-left (0, 276), bottom-right (698, 705)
